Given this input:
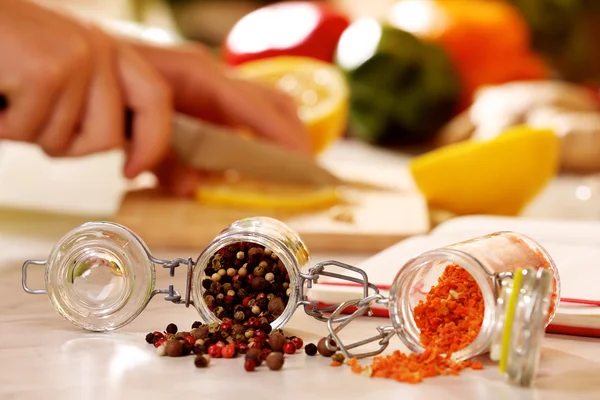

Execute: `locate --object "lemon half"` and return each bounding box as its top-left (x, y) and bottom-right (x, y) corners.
top-left (235, 56), bottom-right (350, 154)
top-left (409, 126), bottom-right (560, 216)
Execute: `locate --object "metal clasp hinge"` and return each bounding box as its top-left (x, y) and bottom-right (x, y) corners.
top-left (148, 255), bottom-right (196, 308)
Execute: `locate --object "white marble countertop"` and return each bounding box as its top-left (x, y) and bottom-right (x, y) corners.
top-left (1, 242), bottom-right (600, 400)
top-left (1, 140), bottom-right (600, 400)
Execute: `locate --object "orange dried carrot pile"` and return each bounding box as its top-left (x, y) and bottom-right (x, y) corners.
top-left (338, 264), bottom-right (485, 384)
top-left (413, 263), bottom-right (485, 354)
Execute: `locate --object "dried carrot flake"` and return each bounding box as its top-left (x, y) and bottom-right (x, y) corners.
top-left (340, 264), bottom-right (486, 384)
top-left (330, 361), bottom-right (342, 367)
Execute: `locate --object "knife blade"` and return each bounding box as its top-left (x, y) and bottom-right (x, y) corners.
top-left (169, 114), bottom-right (344, 187)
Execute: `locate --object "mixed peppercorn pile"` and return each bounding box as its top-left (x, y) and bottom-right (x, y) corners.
top-left (144, 320), bottom-right (349, 372)
top-left (201, 242), bottom-right (290, 324)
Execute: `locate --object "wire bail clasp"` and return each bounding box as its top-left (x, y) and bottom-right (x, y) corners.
top-left (325, 294), bottom-right (395, 360)
top-left (296, 260), bottom-right (380, 323)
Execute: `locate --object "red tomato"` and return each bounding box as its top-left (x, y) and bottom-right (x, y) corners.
top-left (222, 1), bottom-right (351, 66)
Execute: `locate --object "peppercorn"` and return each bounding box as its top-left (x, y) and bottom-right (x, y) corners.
top-left (266, 352), bottom-right (284, 371)
top-left (182, 341), bottom-right (194, 356)
top-left (244, 359), bottom-right (256, 372)
top-left (166, 323), bottom-right (178, 335)
top-left (248, 247), bottom-right (263, 262)
top-left (268, 333), bottom-right (286, 352)
top-left (156, 344), bottom-right (167, 356)
top-left (191, 321), bottom-right (202, 329)
top-left (317, 337), bottom-right (336, 357)
top-left (222, 344), bottom-right (237, 359)
top-left (283, 342), bottom-right (296, 354)
top-left (248, 317), bottom-right (260, 328)
top-left (291, 337), bottom-right (303, 350)
top-left (194, 354), bottom-right (211, 368)
top-left (238, 343), bottom-right (249, 355)
top-left (191, 326), bottom-right (209, 341)
top-left (145, 332), bottom-right (155, 344)
top-left (250, 276), bottom-right (269, 291)
top-left (166, 339), bottom-right (183, 357)
top-left (221, 320), bottom-right (233, 331)
top-left (268, 297), bottom-right (285, 315)
top-left (245, 348), bottom-right (263, 366)
top-left (304, 343), bottom-right (317, 356)
top-left (208, 344), bottom-right (222, 358)
top-left (194, 344), bottom-right (207, 355)
top-left (259, 323), bottom-right (272, 334)
top-left (331, 352), bottom-right (345, 364)
top-left (154, 337), bottom-right (166, 348)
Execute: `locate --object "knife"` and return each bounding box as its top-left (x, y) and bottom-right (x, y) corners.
top-left (168, 114), bottom-right (345, 187)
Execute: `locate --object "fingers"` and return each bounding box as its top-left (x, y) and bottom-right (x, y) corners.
top-left (35, 36), bottom-right (94, 156)
top-left (221, 78), bottom-right (311, 154)
top-left (0, 62), bottom-right (63, 143)
top-left (62, 26), bottom-right (124, 158)
top-left (114, 42), bottom-right (173, 179)
top-left (153, 151), bottom-right (204, 197)
top-left (127, 42), bottom-right (310, 154)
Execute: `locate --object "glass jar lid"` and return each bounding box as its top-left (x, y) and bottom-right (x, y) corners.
top-left (490, 266), bottom-right (554, 386)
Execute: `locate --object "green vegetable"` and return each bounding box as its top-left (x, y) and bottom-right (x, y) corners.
top-left (335, 22), bottom-right (460, 145)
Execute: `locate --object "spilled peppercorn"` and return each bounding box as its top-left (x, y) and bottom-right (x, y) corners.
top-left (144, 320), bottom-right (305, 372)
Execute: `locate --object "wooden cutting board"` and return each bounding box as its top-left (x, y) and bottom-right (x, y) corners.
top-left (113, 186), bottom-right (430, 253)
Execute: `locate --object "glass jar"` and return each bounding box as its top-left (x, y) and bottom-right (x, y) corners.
top-left (22, 216), bottom-right (370, 333)
top-left (323, 231), bottom-right (560, 387)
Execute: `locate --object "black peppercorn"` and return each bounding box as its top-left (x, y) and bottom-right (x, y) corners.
top-left (145, 332), bottom-right (155, 344)
top-left (193, 344), bottom-right (207, 355)
top-left (304, 343), bottom-right (317, 356)
top-left (182, 341), bottom-right (194, 356)
top-left (256, 297), bottom-right (268, 310)
top-left (201, 279), bottom-right (213, 290)
top-left (259, 323), bottom-right (272, 334)
top-left (191, 321), bottom-right (202, 329)
top-left (166, 323), bottom-right (178, 335)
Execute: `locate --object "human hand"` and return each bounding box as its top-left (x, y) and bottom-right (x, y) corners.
top-left (0, 1), bottom-right (310, 196)
top-left (126, 40), bottom-right (310, 195)
top-left (0, 0), bottom-right (173, 178)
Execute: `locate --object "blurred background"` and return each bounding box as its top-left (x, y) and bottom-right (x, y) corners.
top-left (5, 0), bottom-right (600, 241)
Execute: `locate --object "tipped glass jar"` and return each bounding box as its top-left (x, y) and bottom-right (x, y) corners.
top-left (21, 216), bottom-right (374, 333)
top-left (324, 231), bottom-right (560, 387)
